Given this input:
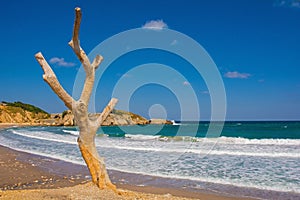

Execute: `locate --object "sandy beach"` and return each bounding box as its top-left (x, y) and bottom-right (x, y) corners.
top-left (0, 124), bottom-right (254, 200)
top-left (1, 0), bottom-right (299, 199)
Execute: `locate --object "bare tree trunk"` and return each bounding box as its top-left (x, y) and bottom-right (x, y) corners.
top-left (78, 138), bottom-right (115, 189)
top-left (35, 7), bottom-right (118, 190)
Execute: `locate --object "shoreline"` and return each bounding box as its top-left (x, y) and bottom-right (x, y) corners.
top-left (0, 123), bottom-right (41, 130)
top-left (1, 124), bottom-right (300, 199)
top-left (0, 124), bottom-right (253, 200)
top-left (0, 145), bottom-right (252, 200)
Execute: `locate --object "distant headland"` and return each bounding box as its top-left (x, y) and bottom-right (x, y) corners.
top-left (0, 101), bottom-right (172, 126)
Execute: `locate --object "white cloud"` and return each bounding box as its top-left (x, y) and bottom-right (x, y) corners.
top-left (183, 81), bottom-right (190, 86)
top-left (49, 57), bottom-right (76, 67)
top-left (224, 71), bottom-right (251, 79)
top-left (142, 20), bottom-right (168, 30)
top-left (274, 0), bottom-right (300, 8)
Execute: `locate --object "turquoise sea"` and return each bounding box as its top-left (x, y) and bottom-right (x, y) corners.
top-left (0, 121), bottom-right (299, 199)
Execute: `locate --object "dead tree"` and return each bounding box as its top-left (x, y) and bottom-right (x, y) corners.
top-left (35, 7), bottom-right (117, 190)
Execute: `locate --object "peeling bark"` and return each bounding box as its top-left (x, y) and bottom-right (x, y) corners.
top-left (35, 7), bottom-right (117, 190)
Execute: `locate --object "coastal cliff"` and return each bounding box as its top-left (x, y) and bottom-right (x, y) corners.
top-left (0, 102), bottom-right (49, 124)
top-left (0, 102), bottom-right (171, 126)
top-left (48, 109), bottom-right (149, 126)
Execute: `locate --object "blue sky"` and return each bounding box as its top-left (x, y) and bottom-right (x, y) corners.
top-left (0, 0), bottom-right (299, 121)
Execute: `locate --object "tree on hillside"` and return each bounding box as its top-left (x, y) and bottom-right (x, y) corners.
top-left (35, 7), bottom-right (117, 190)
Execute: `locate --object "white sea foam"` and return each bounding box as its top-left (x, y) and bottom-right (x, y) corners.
top-left (97, 143), bottom-right (300, 158)
top-left (2, 138), bottom-right (299, 194)
top-left (2, 136), bottom-right (298, 194)
top-left (171, 120), bottom-right (181, 125)
top-left (0, 143), bottom-right (85, 166)
top-left (125, 134), bottom-right (300, 146)
top-left (62, 129), bottom-right (79, 136)
top-left (125, 134), bottom-right (160, 140)
top-left (107, 166), bottom-right (300, 194)
top-left (1, 126), bottom-right (300, 195)
top-left (214, 136), bottom-right (300, 146)
top-left (9, 130), bottom-right (77, 145)
top-left (14, 127), bottom-right (298, 147)
top-left (123, 134), bottom-right (300, 146)
top-left (7, 130), bottom-right (300, 158)
top-left (3, 142), bottom-right (299, 194)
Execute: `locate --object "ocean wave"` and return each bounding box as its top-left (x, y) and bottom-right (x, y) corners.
top-left (62, 129), bottom-right (79, 136)
top-left (124, 134), bottom-right (300, 146)
top-left (6, 129), bottom-right (300, 158)
top-left (170, 120), bottom-right (181, 125)
top-left (214, 136), bottom-right (300, 146)
top-left (1, 141), bottom-right (298, 194)
top-left (2, 126), bottom-right (300, 198)
top-left (0, 143), bottom-right (85, 166)
top-left (125, 134), bottom-right (160, 140)
top-left (54, 128), bottom-right (300, 147)
top-left (62, 129), bottom-right (110, 137)
top-left (97, 144), bottom-right (300, 158)
top-left (107, 166), bottom-right (300, 194)
top-left (8, 130), bottom-right (77, 145)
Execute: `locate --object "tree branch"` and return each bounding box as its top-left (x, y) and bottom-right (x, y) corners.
top-left (68, 7), bottom-right (83, 62)
top-left (35, 52), bottom-right (75, 110)
top-left (96, 98), bottom-right (118, 127)
top-left (92, 55), bottom-right (103, 70)
top-left (68, 7), bottom-right (94, 104)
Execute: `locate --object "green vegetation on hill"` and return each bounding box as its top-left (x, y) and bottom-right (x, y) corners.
top-left (62, 110), bottom-right (69, 118)
top-left (111, 109), bottom-right (126, 115)
top-left (1, 101), bottom-right (49, 115)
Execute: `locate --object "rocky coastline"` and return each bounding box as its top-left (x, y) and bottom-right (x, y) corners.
top-left (0, 102), bottom-right (172, 126)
